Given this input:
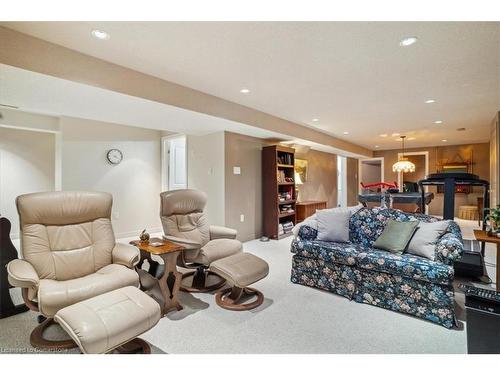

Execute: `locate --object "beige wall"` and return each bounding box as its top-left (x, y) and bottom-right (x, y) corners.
top-left (347, 157), bottom-right (359, 206)
top-left (360, 162), bottom-right (382, 185)
top-left (61, 117), bottom-right (163, 237)
top-left (295, 149), bottom-right (338, 209)
top-left (0, 127), bottom-right (56, 238)
top-left (224, 132), bottom-right (270, 242)
top-left (224, 132), bottom-right (340, 241)
top-left (187, 132), bottom-right (225, 226)
top-left (374, 143), bottom-right (490, 216)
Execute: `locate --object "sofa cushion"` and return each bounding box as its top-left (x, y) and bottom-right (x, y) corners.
top-left (356, 248), bottom-right (454, 285)
top-left (316, 210), bottom-right (351, 242)
top-left (291, 238), bottom-right (364, 266)
top-left (407, 220), bottom-right (451, 260)
top-left (373, 219), bottom-right (419, 254)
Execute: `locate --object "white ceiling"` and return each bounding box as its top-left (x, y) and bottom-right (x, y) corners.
top-left (2, 22), bottom-right (499, 150)
top-left (0, 64), bottom-right (366, 158)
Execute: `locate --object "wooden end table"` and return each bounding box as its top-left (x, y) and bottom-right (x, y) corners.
top-left (130, 237), bottom-right (185, 315)
top-left (473, 230), bottom-right (500, 291)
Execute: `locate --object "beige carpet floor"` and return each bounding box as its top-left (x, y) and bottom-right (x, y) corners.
top-left (0, 219), bottom-right (496, 354)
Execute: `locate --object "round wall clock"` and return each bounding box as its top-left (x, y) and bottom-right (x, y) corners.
top-left (106, 149), bottom-right (123, 165)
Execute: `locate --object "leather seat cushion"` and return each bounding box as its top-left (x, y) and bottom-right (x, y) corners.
top-left (38, 264), bottom-right (139, 317)
top-left (191, 238), bottom-right (242, 264)
top-left (55, 286), bottom-right (161, 354)
top-left (210, 252), bottom-right (269, 288)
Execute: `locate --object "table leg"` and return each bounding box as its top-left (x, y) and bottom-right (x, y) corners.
top-left (496, 244), bottom-right (500, 291)
top-left (158, 252), bottom-right (183, 314)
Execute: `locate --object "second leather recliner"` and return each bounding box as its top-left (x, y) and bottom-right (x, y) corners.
top-left (160, 189), bottom-right (242, 292)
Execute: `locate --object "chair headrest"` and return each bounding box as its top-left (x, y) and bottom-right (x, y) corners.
top-left (17, 191), bottom-right (112, 226)
top-left (160, 189), bottom-right (207, 217)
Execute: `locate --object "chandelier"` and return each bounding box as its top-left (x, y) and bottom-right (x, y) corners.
top-left (392, 136), bottom-right (416, 173)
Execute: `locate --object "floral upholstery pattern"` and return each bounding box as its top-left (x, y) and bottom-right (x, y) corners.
top-left (291, 238), bottom-right (362, 266)
top-left (291, 256), bottom-right (356, 299)
top-left (356, 249), bottom-right (454, 285)
top-left (349, 207), bottom-right (437, 245)
top-left (353, 269), bottom-right (455, 328)
top-left (297, 225), bottom-right (318, 241)
top-left (291, 207), bottom-right (462, 328)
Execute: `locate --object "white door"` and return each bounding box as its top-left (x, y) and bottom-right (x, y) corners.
top-left (164, 136), bottom-right (187, 191)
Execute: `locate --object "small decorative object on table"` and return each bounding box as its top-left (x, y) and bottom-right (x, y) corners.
top-left (139, 229), bottom-right (150, 243)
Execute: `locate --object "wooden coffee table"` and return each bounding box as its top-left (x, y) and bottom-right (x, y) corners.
top-left (473, 230), bottom-right (500, 290)
top-left (130, 237), bottom-right (185, 315)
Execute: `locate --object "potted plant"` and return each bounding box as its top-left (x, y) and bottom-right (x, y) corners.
top-left (484, 206), bottom-right (500, 236)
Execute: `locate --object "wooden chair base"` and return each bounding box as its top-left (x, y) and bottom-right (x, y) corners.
top-left (30, 318), bottom-right (78, 350)
top-left (115, 338), bottom-right (151, 354)
top-left (181, 269), bottom-right (226, 293)
top-left (215, 286), bottom-right (264, 311)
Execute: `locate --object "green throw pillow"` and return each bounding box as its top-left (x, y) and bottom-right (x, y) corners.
top-left (373, 219), bottom-right (420, 254)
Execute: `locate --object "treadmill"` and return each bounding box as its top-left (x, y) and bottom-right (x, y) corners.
top-left (418, 173), bottom-right (490, 279)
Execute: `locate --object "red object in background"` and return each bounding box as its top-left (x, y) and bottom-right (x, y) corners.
top-left (360, 181), bottom-right (399, 190)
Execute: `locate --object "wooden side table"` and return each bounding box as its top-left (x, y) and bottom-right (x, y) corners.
top-left (130, 237), bottom-right (185, 315)
top-left (296, 201), bottom-right (327, 223)
top-left (473, 230), bottom-right (500, 291)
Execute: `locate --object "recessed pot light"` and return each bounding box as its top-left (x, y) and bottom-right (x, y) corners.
top-left (312, 118), bottom-right (319, 122)
top-left (240, 88), bottom-right (250, 94)
top-left (399, 37), bottom-right (418, 47)
top-left (392, 133), bottom-right (400, 137)
top-left (343, 131), bottom-right (349, 135)
top-left (425, 99), bottom-right (436, 104)
top-left (91, 29), bottom-right (110, 40)
top-left (379, 134), bottom-right (388, 137)
top-left (375, 145), bottom-right (380, 148)
top-left (442, 139), bottom-right (448, 142)
top-left (434, 120), bottom-right (443, 124)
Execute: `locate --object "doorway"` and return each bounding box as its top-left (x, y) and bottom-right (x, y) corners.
top-left (161, 135), bottom-right (187, 191)
top-left (358, 158), bottom-right (385, 193)
top-left (337, 156), bottom-right (347, 207)
top-left (397, 151), bottom-right (429, 192)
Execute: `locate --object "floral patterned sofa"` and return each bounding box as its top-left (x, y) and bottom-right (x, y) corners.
top-left (290, 207), bottom-right (464, 328)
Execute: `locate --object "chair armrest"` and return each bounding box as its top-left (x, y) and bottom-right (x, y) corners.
top-left (209, 225), bottom-right (237, 240)
top-left (7, 259), bottom-right (39, 288)
top-left (162, 235), bottom-right (202, 250)
top-left (435, 222), bottom-right (464, 265)
top-left (112, 243), bottom-right (140, 268)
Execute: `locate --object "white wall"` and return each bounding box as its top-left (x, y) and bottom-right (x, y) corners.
top-left (60, 117), bottom-right (163, 237)
top-left (0, 127), bottom-right (55, 238)
top-left (187, 132), bottom-right (225, 225)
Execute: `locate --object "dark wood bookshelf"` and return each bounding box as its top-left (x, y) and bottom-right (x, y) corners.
top-left (262, 145), bottom-right (296, 239)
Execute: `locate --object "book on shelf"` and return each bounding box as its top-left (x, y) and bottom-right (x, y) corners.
top-left (277, 153), bottom-right (293, 165)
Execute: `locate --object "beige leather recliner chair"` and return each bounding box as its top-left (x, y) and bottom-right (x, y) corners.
top-left (7, 191), bottom-right (140, 349)
top-left (160, 189), bottom-right (242, 292)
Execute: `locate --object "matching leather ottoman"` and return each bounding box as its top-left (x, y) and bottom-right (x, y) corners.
top-left (210, 252), bottom-right (269, 311)
top-left (54, 286), bottom-right (161, 354)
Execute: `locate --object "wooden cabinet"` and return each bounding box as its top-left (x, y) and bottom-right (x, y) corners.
top-left (262, 145), bottom-right (296, 239)
top-left (296, 201), bottom-right (327, 223)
